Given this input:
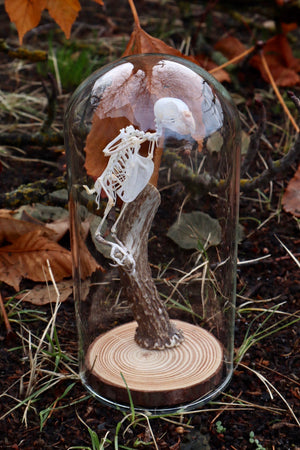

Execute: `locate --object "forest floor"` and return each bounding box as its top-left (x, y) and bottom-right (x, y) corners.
top-left (0, 1), bottom-right (299, 449)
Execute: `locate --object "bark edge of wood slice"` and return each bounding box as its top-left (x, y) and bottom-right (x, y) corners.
top-left (85, 320), bottom-right (223, 408)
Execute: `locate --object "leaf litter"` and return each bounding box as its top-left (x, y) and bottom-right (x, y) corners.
top-left (1, 1), bottom-right (300, 448)
top-left (0, 204), bottom-right (101, 293)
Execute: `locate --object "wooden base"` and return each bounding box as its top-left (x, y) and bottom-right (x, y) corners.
top-left (86, 320), bottom-right (223, 407)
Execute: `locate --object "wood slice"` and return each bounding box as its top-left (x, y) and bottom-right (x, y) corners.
top-left (85, 320), bottom-right (223, 408)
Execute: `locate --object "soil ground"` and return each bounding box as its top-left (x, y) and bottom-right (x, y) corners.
top-left (0, 1), bottom-right (299, 449)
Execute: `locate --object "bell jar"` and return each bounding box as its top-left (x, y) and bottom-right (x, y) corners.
top-left (64, 54), bottom-right (241, 413)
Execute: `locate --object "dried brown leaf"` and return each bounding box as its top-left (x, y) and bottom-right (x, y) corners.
top-left (214, 36), bottom-right (247, 60)
top-left (0, 208), bottom-right (101, 290)
top-left (251, 34), bottom-right (300, 86)
top-left (123, 23), bottom-right (199, 65)
top-left (215, 34), bottom-right (300, 87)
top-left (5, 0), bottom-right (47, 43)
top-left (0, 229), bottom-right (73, 290)
top-left (0, 210), bottom-right (15, 218)
top-left (22, 280), bottom-right (73, 305)
top-left (282, 163), bottom-right (300, 217)
top-left (0, 216), bottom-right (56, 245)
top-left (45, 217), bottom-right (70, 241)
top-left (47, 0), bottom-right (81, 40)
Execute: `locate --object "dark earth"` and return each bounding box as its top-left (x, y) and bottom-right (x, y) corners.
top-left (0, 1), bottom-right (299, 449)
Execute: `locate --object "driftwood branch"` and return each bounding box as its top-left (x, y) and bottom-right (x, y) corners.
top-left (240, 132), bottom-right (300, 191)
top-left (162, 132), bottom-right (300, 194)
top-left (115, 184), bottom-right (184, 350)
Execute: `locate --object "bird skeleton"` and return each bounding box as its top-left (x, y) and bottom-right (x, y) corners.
top-left (84, 97), bottom-right (195, 271)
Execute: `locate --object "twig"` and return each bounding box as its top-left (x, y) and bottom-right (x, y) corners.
top-left (209, 45), bottom-right (255, 74)
top-left (0, 150), bottom-right (59, 168)
top-left (240, 362), bottom-right (300, 426)
top-left (260, 49), bottom-right (299, 133)
top-left (288, 91), bottom-right (300, 113)
top-left (240, 131), bottom-right (300, 192)
top-left (0, 292), bottom-right (13, 335)
top-left (275, 235), bottom-right (300, 268)
top-left (127, 0), bottom-right (140, 27)
top-left (237, 255), bottom-right (271, 265)
top-left (164, 133), bottom-right (299, 194)
top-left (241, 99), bottom-right (266, 177)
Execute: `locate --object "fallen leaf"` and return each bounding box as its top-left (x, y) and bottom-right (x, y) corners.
top-left (0, 216), bottom-right (56, 245)
top-left (0, 230), bottom-right (73, 290)
top-left (282, 163), bottom-right (300, 217)
top-left (17, 204), bottom-right (70, 240)
top-left (215, 33), bottom-right (300, 87)
top-left (15, 204), bottom-right (69, 223)
top-left (0, 207), bottom-right (101, 290)
top-left (0, 210), bottom-right (13, 218)
top-left (123, 23), bottom-right (199, 65)
top-left (22, 280), bottom-right (73, 305)
top-left (214, 35), bottom-right (247, 61)
top-left (12, 203), bottom-right (69, 242)
top-left (45, 217), bottom-right (70, 241)
top-left (167, 211), bottom-right (221, 250)
top-left (5, 0), bottom-right (103, 43)
top-left (250, 34), bottom-right (300, 86)
top-left (241, 130), bottom-right (251, 155)
top-left (5, 0), bottom-right (47, 43)
top-left (47, 0), bottom-right (81, 40)
top-left (281, 22), bottom-right (298, 34)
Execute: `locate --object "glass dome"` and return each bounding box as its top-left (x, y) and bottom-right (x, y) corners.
top-left (64, 54), bottom-right (241, 413)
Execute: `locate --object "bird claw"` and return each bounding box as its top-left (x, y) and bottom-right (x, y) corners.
top-left (110, 242), bottom-right (136, 273)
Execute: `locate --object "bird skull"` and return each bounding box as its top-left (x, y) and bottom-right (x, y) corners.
top-left (154, 97), bottom-right (195, 136)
